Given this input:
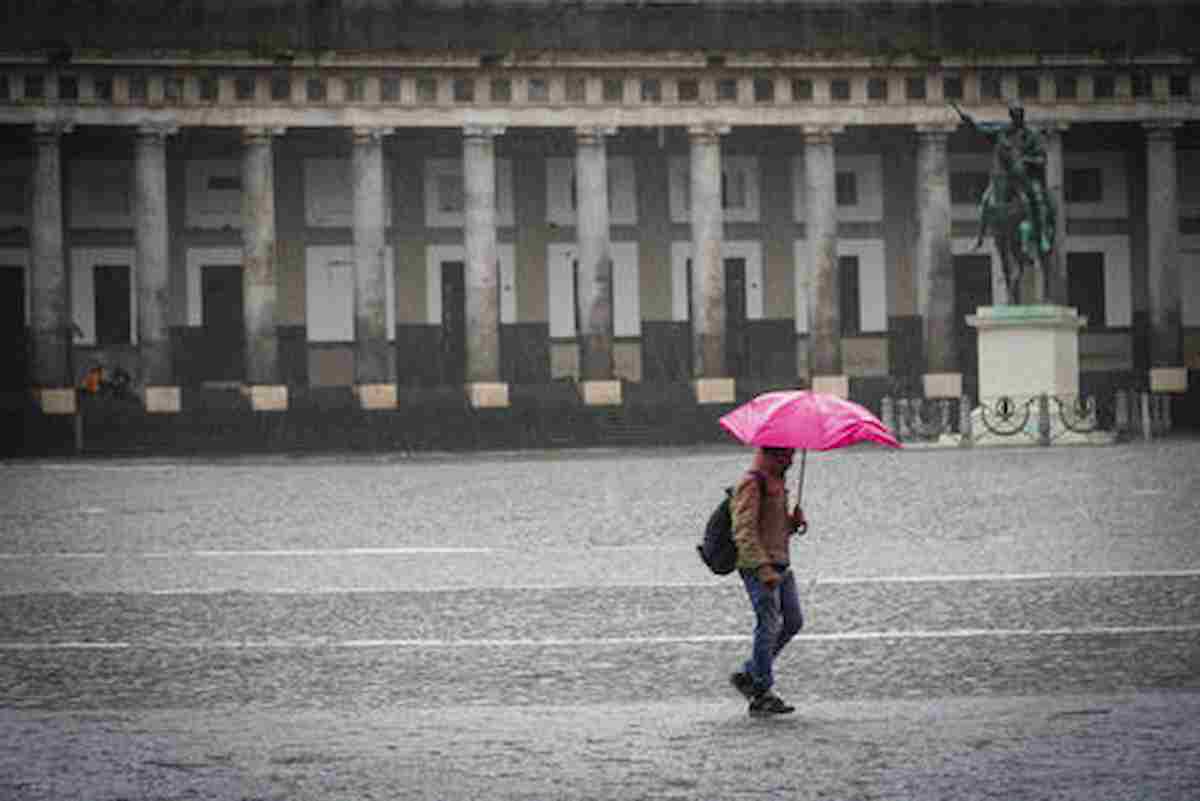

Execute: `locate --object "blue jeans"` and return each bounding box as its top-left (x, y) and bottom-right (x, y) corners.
top-left (740, 566), bottom-right (804, 694)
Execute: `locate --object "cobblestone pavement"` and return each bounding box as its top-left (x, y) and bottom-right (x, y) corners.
top-left (1, 439), bottom-right (1199, 800)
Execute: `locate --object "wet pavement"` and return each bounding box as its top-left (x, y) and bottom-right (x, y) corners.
top-left (1, 439), bottom-right (1199, 800)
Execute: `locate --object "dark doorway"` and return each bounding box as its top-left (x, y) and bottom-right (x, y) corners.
top-left (201, 264), bottom-right (245, 382)
top-left (724, 257), bottom-right (748, 377)
top-left (440, 261), bottom-right (466, 386)
top-left (954, 254), bottom-right (993, 399)
top-left (94, 264), bottom-right (132, 346)
top-left (0, 265), bottom-right (28, 390)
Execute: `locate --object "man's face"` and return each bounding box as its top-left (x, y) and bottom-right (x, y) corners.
top-left (763, 447), bottom-right (795, 473)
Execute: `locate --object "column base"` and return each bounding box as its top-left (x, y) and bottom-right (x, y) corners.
top-left (34, 388), bottom-right (77, 415)
top-left (242, 385), bottom-right (289, 412)
top-left (692, 377), bottom-right (735, 405)
top-left (810, 374), bottom-right (849, 398)
top-left (580, 379), bottom-right (622, 407)
top-left (923, 372), bottom-right (962, 400)
top-left (143, 386), bottom-right (182, 414)
top-left (1150, 367), bottom-right (1188, 394)
top-left (466, 382), bottom-right (509, 409)
top-left (356, 383), bottom-right (398, 410)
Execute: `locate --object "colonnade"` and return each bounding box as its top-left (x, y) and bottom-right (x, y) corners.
top-left (23, 116), bottom-right (1190, 411)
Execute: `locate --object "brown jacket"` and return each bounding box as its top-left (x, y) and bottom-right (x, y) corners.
top-left (731, 456), bottom-right (793, 570)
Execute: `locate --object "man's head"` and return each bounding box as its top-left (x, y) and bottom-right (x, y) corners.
top-left (1008, 99), bottom-right (1025, 127)
top-left (760, 446), bottom-right (796, 474)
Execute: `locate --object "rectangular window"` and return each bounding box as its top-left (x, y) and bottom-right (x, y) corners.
top-left (717, 78), bottom-right (738, 101)
top-left (381, 77), bottom-right (401, 102)
top-left (1093, 74), bottom-right (1115, 99)
top-left (235, 76), bottom-right (255, 101)
top-left (128, 76), bottom-right (148, 102)
top-left (306, 78), bottom-right (326, 102)
top-left (792, 78), bottom-right (813, 102)
top-left (271, 75), bottom-right (291, 101)
top-left (603, 78), bottom-right (623, 103)
top-left (58, 76), bottom-right (78, 101)
top-left (345, 77), bottom-right (365, 102)
top-left (453, 78), bottom-right (474, 103)
top-left (721, 170), bottom-right (747, 210)
top-left (906, 76), bottom-right (926, 100)
top-left (943, 76), bottom-right (963, 100)
top-left (490, 78), bottom-right (511, 103)
top-left (417, 77), bottom-right (438, 103)
top-left (198, 76), bottom-right (218, 101)
top-left (94, 76), bottom-right (114, 102)
top-left (839, 255), bottom-right (861, 335)
top-left (641, 78), bottom-right (661, 103)
top-left (831, 78), bottom-right (851, 101)
top-left (207, 175), bottom-right (241, 192)
top-left (980, 72), bottom-right (1002, 100)
top-left (753, 77), bottom-right (774, 103)
top-left (1131, 73), bottom-right (1150, 98)
top-left (94, 264), bottom-right (132, 345)
top-left (1170, 74), bottom-right (1190, 98)
top-left (678, 78), bottom-right (699, 102)
top-left (1066, 168), bottom-right (1103, 204)
top-left (0, 75), bottom-right (9, 101)
top-left (1067, 252), bottom-right (1106, 328)
top-left (1056, 75), bottom-right (1078, 100)
top-left (867, 77), bottom-right (887, 101)
top-left (527, 78), bottom-right (548, 102)
top-left (565, 77), bottom-right (586, 103)
top-left (24, 74), bottom-right (45, 100)
top-left (1018, 74), bottom-right (1039, 99)
top-left (835, 172), bottom-right (858, 206)
top-left (0, 177), bottom-right (27, 216)
top-left (163, 76), bottom-right (182, 103)
top-left (437, 174), bottom-right (463, 213)
top-left (951, 171), bottom-right (990, 205)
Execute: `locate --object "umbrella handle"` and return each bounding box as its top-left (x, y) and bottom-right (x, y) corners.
top-left (794, 449), bottom-right (808, 537)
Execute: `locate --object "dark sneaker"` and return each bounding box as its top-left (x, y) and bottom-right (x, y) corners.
top-left (748, 690), bottom-right (795, 717)
top-left (729, 671), bottom-right (757, 700)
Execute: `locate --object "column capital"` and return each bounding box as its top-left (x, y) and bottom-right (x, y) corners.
top-left (914, 122), bottom-right (957, 139)
top-left (687, 121), bottom-right (730, 142)
top-left (802, 124), bottom-right (843, 145)
top-left (33, 120), bottom-right (74, 142)
top-left (351, 126), bottom-right (395, 145)
top-left (463, 123), bottom-right (505, 141)
top-left (1144, 121), bottom-right (1184, 141)
top-left (575, 125), bottom-right (618, 145)
top-left (135, 122), bottom-right (179, 144)
top-left (242, 126), bottom-right (286, 145)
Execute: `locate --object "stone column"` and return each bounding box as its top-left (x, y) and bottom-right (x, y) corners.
top-left (30, 121), bottom-right (75, 413)
top-left (134, 123), bottom-right (180, 412)
top-left (689, 122), bottom-right (733, 403)
top-left (915, 124), bottom-right (960, 397)
top-left (575, 124), bottom-right (622, 405)
top-left (352, 126), bottom-right (397, 409)
top-left (804, 124), bottom-right (847, 397)
top-left (1042, 123), bottom-right (1070, 305)
top-left (463, 124), bottom-right (508, 408)
top-left (1144, 122), bottom-right (1188, 394)
top-left (241, 126), bottom-right (286, 410)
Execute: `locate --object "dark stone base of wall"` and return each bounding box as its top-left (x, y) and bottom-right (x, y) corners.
top-left (3, 372), bottom-right (1195, 458)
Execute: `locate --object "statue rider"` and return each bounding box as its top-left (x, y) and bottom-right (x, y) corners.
top-left (952, 99), bottom-right (1055, 256)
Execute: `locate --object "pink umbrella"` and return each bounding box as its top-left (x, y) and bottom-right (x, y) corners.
top-left (719, 389), bottom-right (900, 506)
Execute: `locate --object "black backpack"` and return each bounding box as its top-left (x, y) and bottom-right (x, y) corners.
top-left (697, 470), bottom-right (765, 575)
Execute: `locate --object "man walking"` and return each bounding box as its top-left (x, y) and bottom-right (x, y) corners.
top-left (729, 446), bottom-right (807, 717)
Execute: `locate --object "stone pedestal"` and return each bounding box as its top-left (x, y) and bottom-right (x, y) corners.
top-left (356, 383), bottom-right (398, 411)
top-left (143, 386), bottom-right (182, 414)
top-left (580, 379), bottom-right (622, 407)
top-left (966, 305), bottom-right (1085, 400)
top-left (692, 377), bottom-right (735, 405)
top-left (243, 385), bottom-right (289, 412)
top-left (467, 382), bottom-right (509, 409)
top-left (810, 374), bottom-right (849, 399)
top-left (36, 388), bottom-right (76, 415)
top-left (964, 305), bottom-right (1110, 445)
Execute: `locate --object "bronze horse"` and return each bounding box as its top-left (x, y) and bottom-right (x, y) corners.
top-left (973, 140), bottom-right (1053, 305)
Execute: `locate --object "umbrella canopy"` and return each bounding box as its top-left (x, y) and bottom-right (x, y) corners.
top-left (719, 390), bottom-right (901, 451)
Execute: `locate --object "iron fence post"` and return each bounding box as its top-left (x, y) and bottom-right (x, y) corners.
top-left (1038, 393), bottom-right (1051, 447)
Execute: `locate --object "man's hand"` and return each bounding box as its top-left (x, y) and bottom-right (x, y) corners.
top-left (790, 505), bottom-right (808, 536)
top-left (757, 564), bottom-right (782, 590)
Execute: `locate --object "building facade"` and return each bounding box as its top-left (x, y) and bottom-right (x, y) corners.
top-left (1, 1), bottom-right (1198, 432)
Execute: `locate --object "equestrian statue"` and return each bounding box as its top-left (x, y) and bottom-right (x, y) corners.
top-left (951, 100), bottom-right (1057, 305)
